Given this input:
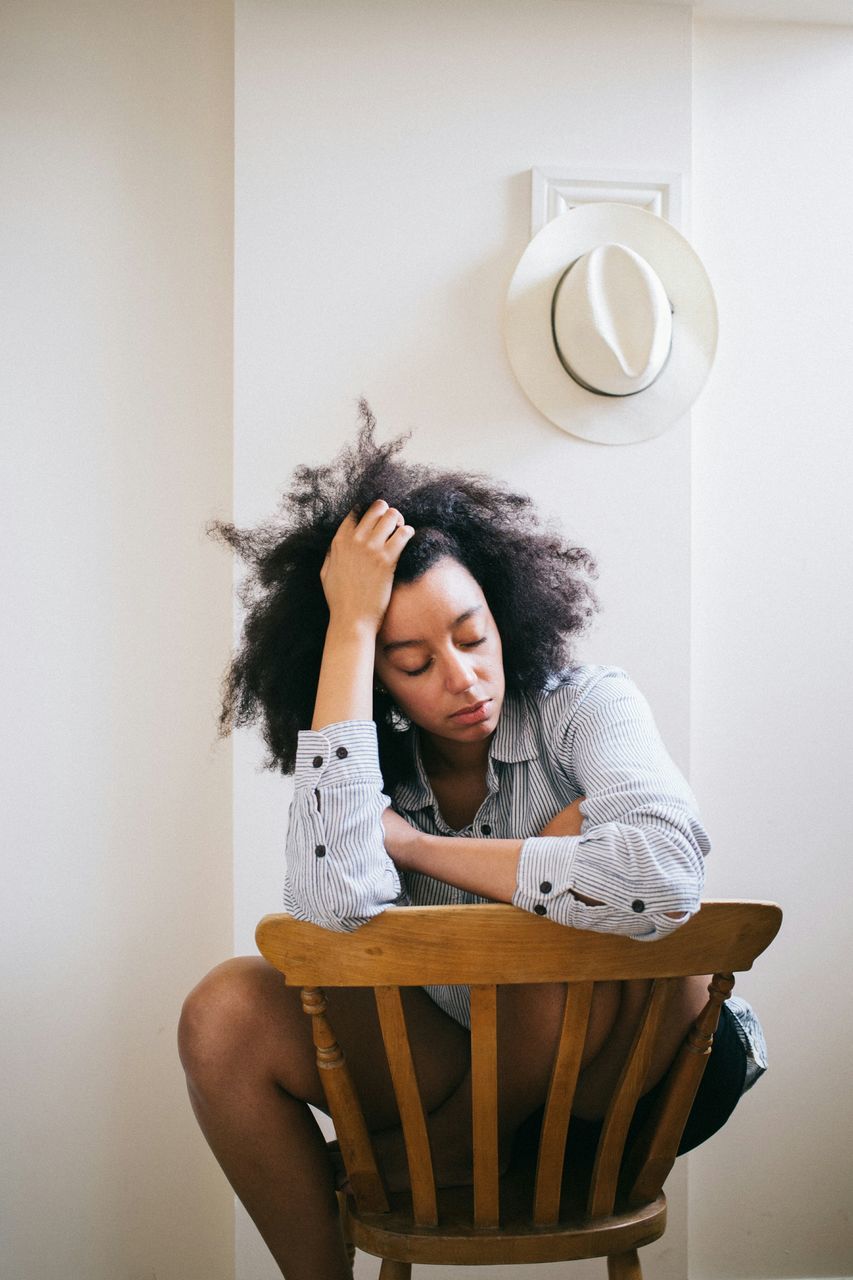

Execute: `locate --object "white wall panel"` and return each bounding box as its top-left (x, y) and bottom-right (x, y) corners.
top-left (691, 19), bottom-right (853, 1280)
top-left (234, 3), bottom-right (693, 1276)
top-left (1, 3), bottom-right (235, 1277)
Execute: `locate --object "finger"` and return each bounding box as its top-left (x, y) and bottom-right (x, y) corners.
top-left (364, 506), bottom-right (405, 545)
top-left (328, 511), bottom-right (359, 552)
top-left (385, 523), bottom-right (415, 557)
top-left (359, 498), bottom-right (391, 532)
top-left (379, 506), bottom-right (406, 540)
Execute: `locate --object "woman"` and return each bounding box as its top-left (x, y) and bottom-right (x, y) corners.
top-left (179, 406), bottom-right (766, 1280)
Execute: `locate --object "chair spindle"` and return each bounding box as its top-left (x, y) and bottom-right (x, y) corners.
top-left (624, 971), bottom-right (734, 1206)
top-left (373, 985), bottom-right (438, 1226)
top-left (587, 979), bottom-right (672, 1219)
top-left (300, 986), bottom-right (389, 1214)
top-left (533, 980), bottom-right (595, 1225)
top-left (470, 983), bottom-right (500, 1228)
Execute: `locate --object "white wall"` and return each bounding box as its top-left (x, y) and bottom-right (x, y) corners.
top-left (691, 19), bottom-right (853, 1279)
top-left (2, 3), bottom-right (235, 1278)
top-left (6, 6), bottom-right (846, 1280)
top-left (234, 2), bottom-right (694, 1276)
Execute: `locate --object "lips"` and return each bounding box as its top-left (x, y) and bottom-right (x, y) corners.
top-left (450, 699), bottom-right (490, 721)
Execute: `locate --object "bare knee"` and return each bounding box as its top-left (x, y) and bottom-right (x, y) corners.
top-left (178, 956), bottom-right (305, 1093)
top-left (497, 980), bottom-right (621, 1060)
top-left (497, 982), bottom-right (568, 1100)
top-left (498, 982), bottom-right (565, 1046)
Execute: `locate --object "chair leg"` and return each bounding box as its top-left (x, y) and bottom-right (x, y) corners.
top-left (336, 1191), bottom-right (356, 1273)
top-left (378, 1261), bottom-right (412, 1279)
top-left (607, 1248), bottom-right (643, 1280)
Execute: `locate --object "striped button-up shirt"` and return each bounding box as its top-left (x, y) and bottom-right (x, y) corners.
top-left (284, 665), bottom-right (765, 1085)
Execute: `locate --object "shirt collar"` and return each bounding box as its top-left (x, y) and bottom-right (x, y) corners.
top-left (391, 688), bottom-right (538, 811)
top-left (490, 688), bottom-right (539, 763)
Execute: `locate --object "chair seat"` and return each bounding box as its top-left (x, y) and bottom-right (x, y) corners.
top-left (341, 1172), bottom-right (667, 1266)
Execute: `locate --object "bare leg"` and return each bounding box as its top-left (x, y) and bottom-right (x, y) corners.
top-left (370, 978), bottom-right (623, 1190)
top-left (370, 972), bottom-right (711, 1191)
top-left (178, 957), bottom-right (469, 1279)
top-left (573, 974), bottom-right (711, 1119)
top-left (179, 958), bottom-right (709, 1271)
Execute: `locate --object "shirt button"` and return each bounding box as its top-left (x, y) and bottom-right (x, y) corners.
top-left (534, 904), bottom-right (547, 916)
top-left (312, 755), bottom-right (323, 768)
top-left (481, 823), bottom-right (492, 835)
top-left (335, 746), bottom-right (348, 759)
top-left (632, 899), bottom-right (645, 913)
top-left (314, 844), bottom-right (326, 858)
top-left (539, 881), bottom-right (552, 894)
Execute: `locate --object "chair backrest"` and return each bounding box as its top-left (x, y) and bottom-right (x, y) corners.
top-left (256, 901), bottom-right (781, 1231)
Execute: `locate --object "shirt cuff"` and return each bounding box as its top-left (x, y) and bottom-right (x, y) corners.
top-left (513, 835), bottom-right (658, 937)
top-left (514, 835), bottom-right (581, 916)
top-left (294, 720), bottom-right (383, 788)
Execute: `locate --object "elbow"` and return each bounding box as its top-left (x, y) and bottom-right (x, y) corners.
top-left (643, 860), bottom-right (704, 938)
top-left (283, 875), bottom-right (366, 933)
top-left (283, 892), bottom-right (359, 933)
top-left (284, 868), bottom-right (402, 934)
top-left (645, 906), bottom-right (695, 939)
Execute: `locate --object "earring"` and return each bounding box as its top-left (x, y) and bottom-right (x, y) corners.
top-left (389, 704), bottom-right (412, 732)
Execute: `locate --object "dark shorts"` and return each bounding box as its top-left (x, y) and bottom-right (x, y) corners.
top-left (516, 1001), bottom-right (748, 1163)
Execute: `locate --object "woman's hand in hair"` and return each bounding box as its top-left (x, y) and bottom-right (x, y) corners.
top-left (320, 500), bottom-right (415, 634)
top-left (311, 502), bottom-right (413, 729)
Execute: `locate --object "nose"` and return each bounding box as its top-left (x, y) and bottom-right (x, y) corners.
top-left (443, 649), bottom-right (477, 694)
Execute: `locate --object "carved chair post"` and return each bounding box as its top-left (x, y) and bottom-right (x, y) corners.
top-left (300, 986), bottom-right (389, 1213)
top-left (624, 971), bottom-right (735, 1206)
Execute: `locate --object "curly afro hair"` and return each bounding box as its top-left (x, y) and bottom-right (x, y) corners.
top-left (212, 401), bottom-right (598, 790)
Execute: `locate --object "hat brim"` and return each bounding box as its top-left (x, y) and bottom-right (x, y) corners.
top-left (505, 203), bottom-right (718, 444)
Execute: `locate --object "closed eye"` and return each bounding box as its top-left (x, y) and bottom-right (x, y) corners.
top-left (404, 661), bottom-right (431, 677)
top-left (402, 637), bottom-right (486, 677)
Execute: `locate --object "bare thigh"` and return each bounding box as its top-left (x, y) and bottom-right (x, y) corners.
top-left (180, 955), bottom-right (472, 1131)
top-left (572, 973), bottom-right (712, 1119)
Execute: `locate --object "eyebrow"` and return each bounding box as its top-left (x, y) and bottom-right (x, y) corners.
top-left (381, 605), bottom-right (484, 654)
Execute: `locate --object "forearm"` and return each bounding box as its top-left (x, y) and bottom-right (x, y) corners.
top-left (287, 498), bottom-right (416, 929)
top-left (311, 499), bottom-right (413, 730)
top-left (311, 619), bottom-right (376, 729)
top-left (386, 787), bottom-right (696, 932)
top-left (384, 796), bottom-right (599, 906)
top-left (285, 721), bottom-right (405, 931)
top-left (402, 833), bottom-right (523, 903)
top-left (398, 830), bottom-right (602, 908)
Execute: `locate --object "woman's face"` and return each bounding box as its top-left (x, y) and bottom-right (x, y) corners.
top-left (374, 557), bottom-right (505, 747)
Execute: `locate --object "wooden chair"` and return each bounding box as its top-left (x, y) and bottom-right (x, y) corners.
top-left (256, 900), bottom-right (781, 1279)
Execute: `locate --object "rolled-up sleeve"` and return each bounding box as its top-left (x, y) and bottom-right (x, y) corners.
top-left (284, 720), bottom-right (408, 931)
top-left (513, 671), bottom-right (709, 940)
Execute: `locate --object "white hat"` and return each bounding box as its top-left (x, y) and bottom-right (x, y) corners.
top-left (504, 202), bottom-right (718, 444)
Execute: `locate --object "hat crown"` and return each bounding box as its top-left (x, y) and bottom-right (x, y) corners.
top-left (552, 242), bottom-right (672, 397)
